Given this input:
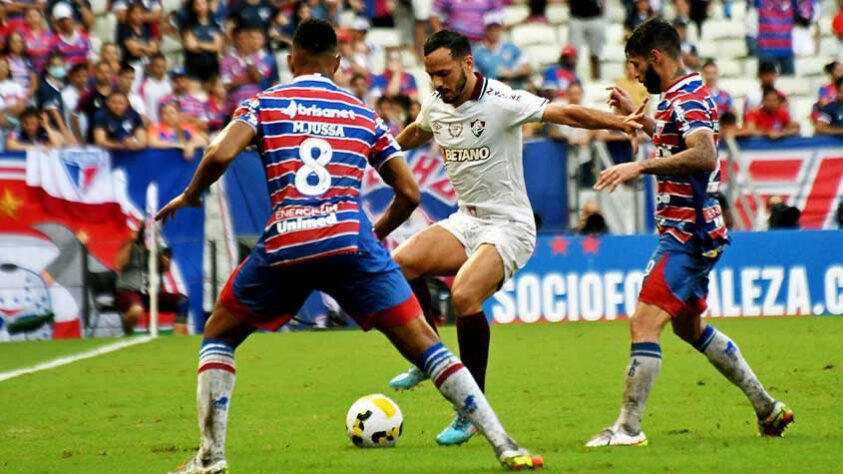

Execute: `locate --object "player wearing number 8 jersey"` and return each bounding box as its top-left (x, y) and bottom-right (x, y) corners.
top-left (385, 29), bottom-right (646, 446)
top-left (586, 18), bottom-right (792, 448)
top-left (157, 19), bottom-right (544, 473)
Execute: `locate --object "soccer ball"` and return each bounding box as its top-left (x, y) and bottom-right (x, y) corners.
top-left (345, 394), bottom-right (404, 448)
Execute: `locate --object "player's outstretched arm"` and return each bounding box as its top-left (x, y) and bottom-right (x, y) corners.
top-left (156, 121), bottom-right (255, 224)
top-left (542, 100), bottom-right (646, 150)
top-left (606, 86), bottom-right (656, 138)
top-left (594, 129), bottom-right (717, 193)
top-left (395, 122), bottom-right (434, 151)
top-left (372, 156), bottom-right (421, 240)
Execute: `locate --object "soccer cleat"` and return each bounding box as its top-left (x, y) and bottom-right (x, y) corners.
top-left (388, 365), bottom-right (428, 390)
top-left (499, 450), bottom-right (544, 471)
top-left (168, 456), bottom-right (228, 474)
top-left (758, 402), bottom-right (795, 437)
top-left (585, 427), bottom-right (648, 448)
top-left (435, 414), bottom-right (478, 445)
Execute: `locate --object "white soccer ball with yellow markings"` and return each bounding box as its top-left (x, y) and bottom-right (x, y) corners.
top-left (345, 394), bottom-right (404, 448)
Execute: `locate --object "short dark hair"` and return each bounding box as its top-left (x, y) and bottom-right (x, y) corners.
top-left (108, 89), bottom-right (128, 100)
top-left (119, 64), bottom-right (135, 75)
top-left (758, 61), bottom-right (778, 76)
top-left (625, 18), bottom-right (681, 60)
top-left (423, 29), bottom-right (472, 58)
top-left (719, 111), bottom-right (737, 127)
top-left (826, 61), bottom-right (840, 75)
top-left (762, 86), bottom-right (779, 99)
top-left (20, 106), bottom-right (40, 121)
top-left (702, 59), bottom-right (717, 69)
top-left (69, 63), bottom-right (88, 76)
top-left (350, 73), bottom-right (368, 84)
top-left (835, 76), bottom-right (843, 89)
top-left (149, 53), bottom-right (166, 63)
top-left (292, 19), bottom-right (338, 56)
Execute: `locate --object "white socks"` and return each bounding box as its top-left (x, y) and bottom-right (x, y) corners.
top-left (614, 342), bottom-right (662, 435)
top-left (196, 339), bottom-right (236, 463)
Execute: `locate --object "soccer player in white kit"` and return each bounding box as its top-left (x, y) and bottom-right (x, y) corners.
top-left (386, 30), bottom-right (646, 445)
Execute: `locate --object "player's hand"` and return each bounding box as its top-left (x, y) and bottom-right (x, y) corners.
top-left (155, 192), bottom-right (202, 224)
top-left (606, 86), bottom-right (636, 115)
top-left (622, 98), bottom-right (647, 154)
top-left (593, 162), bottom-right (644, 193)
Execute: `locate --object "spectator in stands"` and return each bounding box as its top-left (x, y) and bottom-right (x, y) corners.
top-left (744, 87), bottom-right (800, 139)
top-left (577, 200), bottom-right (609, 235)
top-left (473, 14), bottom-right (531, 89)
top-left (370, 48), bottom-right (418, 101)
top-left (374, 96), bottom-right (403, 137)
top-left (100, 42), bottom-right (123, 76)
top-left (61, 63), bottom-right (89, 133)
top-left (702, 60), bottom-right (735, 116)
top-left (36, 52), bottom-right (75, 144)
top-left (0, 4), bottom-right (11, 51)
top-left (0, 57), bottom-right (26, 123)
top-left (93, 90), bottom-right (147, 151)
top-left (431, 0), bottom-right (503, 43)
top-left (756, 0), bottom-right (796, 75)
top-left (6, 107), bottom-right (64, 150)
top-left (767, 195), bottom-right (800, 229)
top-left (349, 72), bottom-right (373, 105)
top-left (815, 62), bottom-right (843, 112)
top-left (117, 64), bottom-right (148, 124)
top-left (75, 61), bottom-right (113, 143)
top-left (227, 0), bottom-right (276, 35)
top-left (205, 75), bottom-right (229, 132)
top-left (115, 229), bottom-right (189, 336)
top-left (159, 68), bottom-right (208, 132)
top-left (745, 1), bottom-right (758, 57)
top-left (791, 0), bottom-right (818, 57)
top-left (221, 26), bottom-right (270, 109)
top-left (53, 2), bottom-right (91, 68)
top-left (47, 0), bottom-right (95, 31)
top-left (673, 17), bottom-right (701, 71)
top-left (113, 0), bottom-right (163, 28)
top-left (834, 0), bottom-right (843, 61)
top-left (547, 82), bottom-right (595, 184)
top-left (409, 0), bottom-right (433, 59)
top-left (22, 7), bottom-right (57, 73)
top-left (348, 17), bottom-right (381, 77)
top-left (815, 78), bottom-right (843, 136)
top-left (118, 3), bottom-right (160, 67)
top-left (148, 102), bottom-right (207, 159)
top-left (567, 0), bottom-right (605, 80)
top-left (744, 61), bottom-right (786, 119)
top-left (250, 27), bottom-right (279, 89)
top-left (541, 44), bottom-right (580, 100)
top-left (719, 110), bottom-right (744, 139)
top-left (182, 0), bottom-right (223, 81)
top-left (614, 60), bottom-right (648, 109)
top-left (5, 32), bottom-right (37, 101)
top-left (624, 0), bottom-right (655, 38)
top-left (139, 54), bottom-right (172, 124)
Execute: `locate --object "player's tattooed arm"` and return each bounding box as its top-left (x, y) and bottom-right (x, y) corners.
top-left (594, 130), bottom-right (717, 193)
top-left (156, 121), bottom-right (255, 223)
top-left (396, 122), bottom-right (434, 151)
top-left (373, 157), bottom-right (421, 240)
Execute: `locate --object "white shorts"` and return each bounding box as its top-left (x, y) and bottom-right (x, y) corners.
top-left (437, 212), bottom-right (536, 282)
top-left (569, 16), bottom-right (606, 57)
top-left (412, 0), bottom-right (433, 21)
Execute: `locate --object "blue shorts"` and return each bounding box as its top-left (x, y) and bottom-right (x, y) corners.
top-left (638, 235), bottom-right (723, 317)
top-left (219, 239), bottom-right (420, 331)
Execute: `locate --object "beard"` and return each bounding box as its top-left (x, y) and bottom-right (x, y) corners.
top-left (643, 64), bottom-right (663, 94)
top-left (439, 69), bottom-right (468, 104)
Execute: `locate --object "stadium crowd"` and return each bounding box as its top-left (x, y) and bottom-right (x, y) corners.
top-left (1, 0), bottom-right (843, 155)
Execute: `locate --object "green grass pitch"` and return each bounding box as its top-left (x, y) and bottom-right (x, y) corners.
top-left (1, 317), bottom-right (841, 473)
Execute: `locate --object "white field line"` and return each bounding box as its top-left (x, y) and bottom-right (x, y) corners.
top-left (0, 336), bottom-right (154, 382)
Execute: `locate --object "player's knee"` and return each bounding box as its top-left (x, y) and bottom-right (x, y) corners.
top-left (124, 305), bottom-right (143, 325)
top-left (629, 312), bottom-right (664, 342)
top-left (392, 251), bottom-right (423, 281)
top-left (451, 287), bottom-right (481, 316)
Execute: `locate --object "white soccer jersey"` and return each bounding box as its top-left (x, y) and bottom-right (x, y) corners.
top-left (416, 74), bottom-right (548, 227)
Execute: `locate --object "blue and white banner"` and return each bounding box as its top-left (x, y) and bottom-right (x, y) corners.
top-left (486, 230), bottom-right (843, 323)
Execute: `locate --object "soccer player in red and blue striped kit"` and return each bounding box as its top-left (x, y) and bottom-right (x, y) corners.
top-left (156, 19), bottom-right (543, 473)
top-left (586, 18), bottom-right (793, 448)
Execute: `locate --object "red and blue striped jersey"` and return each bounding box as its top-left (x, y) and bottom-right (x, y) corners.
top-left (756, 0), bottom-right (795, 58)
top-left (233, 74), bottom-right (402, 266)
top-left (652, 73), bottom-right (729, 250)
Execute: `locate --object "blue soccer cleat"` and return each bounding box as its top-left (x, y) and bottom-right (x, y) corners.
top-left (436, 414), bottom-right (478, 446)
top-left (388, 365), bottom-right (428, 390)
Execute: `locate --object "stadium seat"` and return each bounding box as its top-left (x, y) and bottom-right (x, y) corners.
top-left (601, 61), bottom-right (625, 82)
top-left (92, 14), bottom-right (117, 45)
top-left (545, 4), bottom-right (569, 25)
top-left (605, 23), bottom-right (625, 48)
top-left (717, 59), bottom-right (744, 78)
top-left (511, 23), bottom-right (558, 47)
top-left (778, 77), bottom-right (812, 97)
top-left (556, 25), bottom-right (569, 46)
top-left (367, 28), bottom-right (402, 49)
top-left (791, 97), bottom-right (816, 136)
top-left (90, 0), bottom-right (108, 16)
top-left (162, 0), bottom-right (181, 14)
top-left (607, 4), bottom-right (625, 23)
top-left (796, 57), bottom-right (830, 78)
top-left (820, 36), bottom-right (839, 56)
top-left (720, 78), bottom-right (759, 99)
top-left (161, 35), bottom-right (184, 55)
top-left (705, 19), bottom-right (742, 40)
top-left (583, 82), bottom-right (612, 106)
top-left (90, 36), bottom-right (103, 57)
top-left (522, 44), bottom-right (562, 68)
top-left (698, 38), bottom-right (746, 60)
top-left (503, 5), bottom-right (529, 26)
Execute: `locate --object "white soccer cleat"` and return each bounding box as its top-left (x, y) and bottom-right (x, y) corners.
top-left (168, 456), bottom-right (228, 474)
top-left (585, 427), bottom-right (648, 448)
